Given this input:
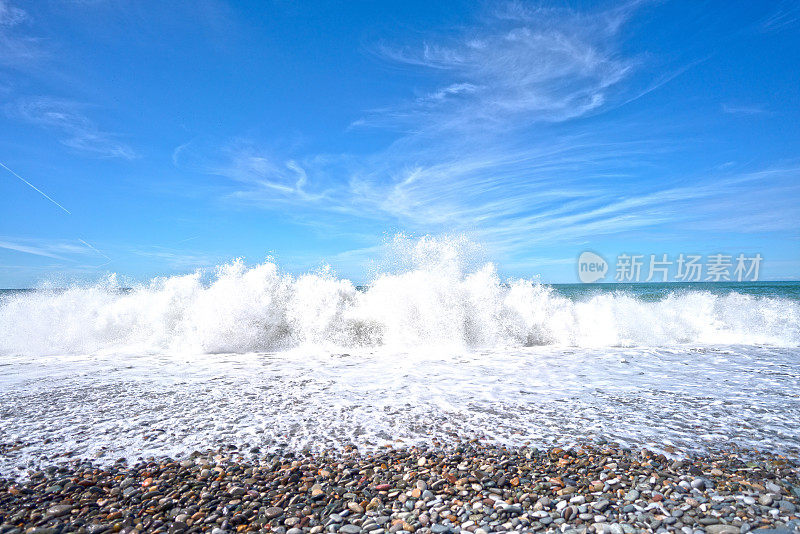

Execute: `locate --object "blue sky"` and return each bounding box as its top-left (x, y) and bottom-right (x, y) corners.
top-left (0, 0), bottom-right (798, 287)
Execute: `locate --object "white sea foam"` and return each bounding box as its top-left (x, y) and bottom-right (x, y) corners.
top-left (1, 344), bottom-right (799, 475)
top-left (1, 237), bottom-right (799, 473)
top-left (1, 236), bottom-right (798, 357)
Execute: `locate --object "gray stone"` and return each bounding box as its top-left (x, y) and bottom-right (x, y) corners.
top-left (265, 507), bottom-right (284, 519)
top-left (765, 482), bottom-right (783, 495)
top-left (778, 500), bottom-right (796, 513)
top-left (624, 490), bottom-right (640, 501)
top-left (593, 500), bottom-right (610, 512)
top-left (45, 504), bottom-right (73, 518)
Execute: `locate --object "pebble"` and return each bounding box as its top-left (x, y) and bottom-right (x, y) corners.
top-left (766, 482), bottom-right (783, 494)
top-left (266, 507), bottom-right (284, 518)
top-left (44, 504), bottom-right (72, 518)
top-left (0, 443), bottom-right (796, 534)
top-left (624, 489), bottom-right (639, 501)
top-left (779, 500), bottom-right (796, 513)
top-left (593, 500), bottom-right (610, 511)
top-left (348, 502), bottom-right (364, 514)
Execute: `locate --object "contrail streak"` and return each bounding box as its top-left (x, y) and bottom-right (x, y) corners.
top-left (78, 239), bottom-right (112, 262)
top-left (0, 161), bottom-right (72, 215)
top-left (1, 160), bottom-right (114, 265)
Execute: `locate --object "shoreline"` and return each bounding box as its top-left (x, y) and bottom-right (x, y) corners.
top-left (1, 443), bottom-right (798, 534)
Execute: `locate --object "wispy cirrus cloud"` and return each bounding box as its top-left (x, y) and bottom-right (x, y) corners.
top-left (1, 1), bottom-right (137, 160)
top-left (760, 1), bottom-right (799, 33)
top-left (340, 135), bottom-right (800, 252)
top-left (176, 1), bottom-right (799, 270)
top-left (0, 0), bottom-right (26, 26)
top-left (130, 247), bottom-right (219, 270)
top-left (177, 2), bottom-right (649, 219)
top-left (359, 2), bottom-right (636, 133)
top-left (0, 0), bottom-right (43, 68)
top-left (721, 103), bottom-right (768, 115)
top-left (6, 97), bottom-right (136, 159)
top-left (173, 139), bottom-right (326, 204)
top-left (181, 131), bottom-right (800, 253)
top-left (0, 236), bottom-right (101, 261)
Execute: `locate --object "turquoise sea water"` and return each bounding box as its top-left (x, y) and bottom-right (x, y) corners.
top-left (5, 280), bottom-right (799, 300)
top-left (551, 280), bottom-right (800, 300)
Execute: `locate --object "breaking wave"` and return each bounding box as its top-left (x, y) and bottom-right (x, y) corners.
top-left (1, 236), bottom-right (798, 355)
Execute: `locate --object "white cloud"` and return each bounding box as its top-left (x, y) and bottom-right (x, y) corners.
top-left (174, 139), bottom-right (327, 204)
top-left (131, 248), bottom-right (218, 270)
top-left (760, 2), bottom-right (799, 33)
top-left (0, 0), bottom-right (27, 26)
top-left (362, 3), bottom-right (636, 132)
top-left (178, 3), bottom-right (649, 224)
top-left (0, 2), bottom-right (136, 159)
top-left (721, 103), bottom-right (767, 115)
top-left (0, 236), bottom-right (102, 261)
top-left (176, 2), bottom-right (799, 265)
top-left (7, 97), bottom-right (136, 159)
top-left (0, 0), bottom-right (43, 68)
top-left (0, 240), bottom-right (68, 260)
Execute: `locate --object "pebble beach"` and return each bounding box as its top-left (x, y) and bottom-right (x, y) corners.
top-left (2, 0), bottom-right (800, 532)
top-left (1, 443), bottom-right (798, 534)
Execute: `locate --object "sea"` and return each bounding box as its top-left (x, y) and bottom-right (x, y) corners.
top-left (0, 245), bottom-right (799, 476)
